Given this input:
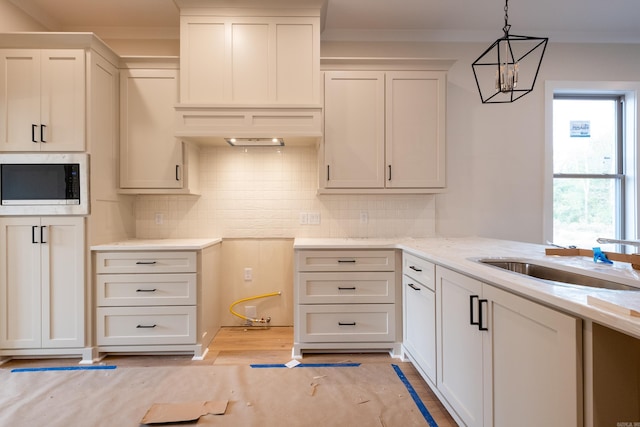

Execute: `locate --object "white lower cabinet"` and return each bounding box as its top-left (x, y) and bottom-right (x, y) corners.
top-left (401, 253), bottom-right (436, 384)
top-left (435, 266), bottom-right (582, 427)
top-left (94, 247), bottom-right (219, 359)
top-left (0, 217), bottom-right (85, 352)
top-left (293, 249), bottom-right (401, 358)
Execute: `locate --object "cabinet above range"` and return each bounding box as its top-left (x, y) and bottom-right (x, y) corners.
top-left (173, 0), bottom-right (324, 146)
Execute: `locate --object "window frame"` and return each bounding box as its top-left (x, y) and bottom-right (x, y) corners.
top-left (544, 81), bottom-right (640, 248)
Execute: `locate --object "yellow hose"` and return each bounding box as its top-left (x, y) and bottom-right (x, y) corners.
top-left (229, 291), bottom-right (281, 324)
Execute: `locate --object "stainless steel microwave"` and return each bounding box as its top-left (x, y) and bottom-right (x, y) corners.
top-left (0, 153), bottom-right (89, 215)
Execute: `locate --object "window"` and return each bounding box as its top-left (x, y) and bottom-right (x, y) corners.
top-left (552, 95), bottom-right (625, 248)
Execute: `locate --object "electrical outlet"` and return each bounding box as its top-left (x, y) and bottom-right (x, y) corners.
top-left (244, 267), bottom-right (253, 281)
top-left (154, 213), bottom-right (164, 225)
top-left (308, 211), bottom-right (321, 225)
top-left (360, 211), bottom-right (369, 224)
top-left (299, 212), bottom-right (309, 225)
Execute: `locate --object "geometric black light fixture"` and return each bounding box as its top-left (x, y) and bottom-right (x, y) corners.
top-left (472, 0), bottom-right (548, 103)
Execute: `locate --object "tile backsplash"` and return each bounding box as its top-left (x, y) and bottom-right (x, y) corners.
top-left (135, 145), bottom-right (436, 239)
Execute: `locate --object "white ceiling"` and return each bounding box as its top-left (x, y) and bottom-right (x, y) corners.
top-left (8, 0), bottom-right (640, 43)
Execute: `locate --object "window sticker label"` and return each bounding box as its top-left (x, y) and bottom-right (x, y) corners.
top-left (570, 120), bottom-right (591, 137)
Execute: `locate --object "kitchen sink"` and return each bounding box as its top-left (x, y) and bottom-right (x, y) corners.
top-left (477, 259), bottom-right (640, 291)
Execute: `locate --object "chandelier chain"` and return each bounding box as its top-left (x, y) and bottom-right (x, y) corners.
top-left (503, 0), bottom-right (511, 35)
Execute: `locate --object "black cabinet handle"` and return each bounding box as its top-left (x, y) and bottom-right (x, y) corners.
top-left (32, 225), bottom-right (38, 243)
top-left (135, 261), bottom-right (157, 265)
top-left (338, 322), bottom-right (356, 326)
top-left (40, 226), bottom-right (46, 244)
top-left (40, 124), bottom-right (46, 143)
top-left (136, 289), bottom-right (157, 292)
top-left (409, 265), bottom-right (422, 272)
top-left (327, 165), bottom-right (330, 181)
top-left (175, 165), bottom-right (180, 181)
top-left (470, 295), bottom-right (479, 326)
top-left (338, 286), bottom-right (356, 290)
top-left (337, 259), bottom-right (356, 263)
top-left (388, 165), bottom-right (392, 181)
top-left (478, 299), bottom-right (489, 331)
top-left (136, 324), bottom-right (157, 328)
top-left (32, 124), bottom-right (38, 143)
top-left (408, 283), bottom-right (421, 291)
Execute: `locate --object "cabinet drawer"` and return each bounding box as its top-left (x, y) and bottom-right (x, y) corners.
top-left (298, 304), bottom-right (395, 342)
top-left (96, 273), bottom-right (197, 306)
top-left (296, 250), bottom-right (396, 272)
top-left (95, 251), bottom-right (197, 274)
top-left (403, 252), bottom-right (435, 290)
top-left (96, 306), bottom-right (196, 346)
top-left (298, 272), bottom-right (395, 304)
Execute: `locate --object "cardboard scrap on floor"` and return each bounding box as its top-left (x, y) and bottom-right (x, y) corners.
top-left (140, 400), bottom-right (228, 425)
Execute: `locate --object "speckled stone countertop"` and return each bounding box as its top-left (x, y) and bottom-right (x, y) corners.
top-left (90, 238), bottom-right (222, 251)
top-left (294, 237), bottom-right (640, 340)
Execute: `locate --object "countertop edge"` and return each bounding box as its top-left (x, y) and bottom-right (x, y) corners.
top-left (90, 238), bottom-right (222, 251)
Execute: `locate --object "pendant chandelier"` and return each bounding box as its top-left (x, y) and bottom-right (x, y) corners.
top-left (472, 0), bottom-right (548, 103)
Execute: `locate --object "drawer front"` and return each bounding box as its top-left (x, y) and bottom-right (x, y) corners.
top-left (96, 306), bottom-right (196, 346)
top-left (296, 250), bottom-right (396, 272)
top-left (298, 304), bottom-right (395, 342)
top-left (96, 273), bottom-right (197, 306)
top-left (96, 251), bottom-right (197, 274)
top-left (402, 252), bottom-right (435, 290)
top-left (298, 272), bottom-right (395, 304)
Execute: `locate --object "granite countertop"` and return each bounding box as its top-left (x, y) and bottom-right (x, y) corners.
top-left (90, 238), bottom-right (222, 251)
top-left (294, 237), bottom-right (640, 340)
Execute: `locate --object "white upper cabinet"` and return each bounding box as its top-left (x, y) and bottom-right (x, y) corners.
top-left (320, 65), bottom-right (448, 193)
top-left (119, 62), bottom-right (200, 194)
top-left (0, 49), bottom-right (85, 152)
top-left (179, 16), bottom-right (320, 105)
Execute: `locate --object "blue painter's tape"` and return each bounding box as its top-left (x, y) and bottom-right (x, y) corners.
top-left (391, 364), bottom-right (438, 427)
top-left (250, 363), bottom-right (361, 368)
top-left (11, 365), bottom-right (117, 373)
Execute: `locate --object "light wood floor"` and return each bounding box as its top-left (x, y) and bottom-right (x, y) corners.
top-left (2, 326), bottom-right (457, 426)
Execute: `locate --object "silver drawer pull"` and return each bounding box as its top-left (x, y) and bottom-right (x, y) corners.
top-left (338, 322), bottom-right (356, 326)
top-left (408, 283), bottom-right (421, 291)
top-left (337, 259), bottom-right (356, 263)
top-left (136, 261), bottom-right (157, 265)
top-left (409, 265), bottom-right (422, 272)
top-left (338, 286), bottom-right (356, 290)
top-left (136, 288), bottom-right (157, 292)
top-left (136, 324), bottom-right (157, 328)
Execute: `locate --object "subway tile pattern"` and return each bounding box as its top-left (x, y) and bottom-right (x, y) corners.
top-left (135, 146), bottom-right (436, 239)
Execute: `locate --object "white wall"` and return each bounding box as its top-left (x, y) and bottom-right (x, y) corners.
top-left (323, 41), bottom-right (640, 243)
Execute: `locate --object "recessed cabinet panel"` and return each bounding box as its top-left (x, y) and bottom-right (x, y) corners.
top-left (276, 23), bottom-right (315, 103)
top-left (120, 69), bottom-right (182, 189)
top-left (386, 72), bottom-right (445, 188)
top-left (299, 304), bottom-right (395, 343)
top-left (298, 271), bottom-right (395, 304)
top-left (232, 23), bottom-right (270, 102)
top-left (324, 71), bottom-right (385, 188)
top-left (182, 21), bottom-right (227, 103)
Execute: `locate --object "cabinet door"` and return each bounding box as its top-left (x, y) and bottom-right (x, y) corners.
top-left (39, 49), bottom-right (85, 151)
top-left (436, 266), bottom-right (484, 427)
top-left (40, 217), bottom-right (85, 348)
top-left (323, 71), bottom-right (385, 188)
top-left (484, 284), bottom-right (580, 427)
top-left (120, 69), bottom-right (182, 189)
top-left (0, 218), bottom-right (43, 348)
top-left (0, 50), bottom-right (41, 151)
top-left (386, 71), bottom-right (446, 188)
top-left (180, 16), bottom-right (319, 104)
top-left (403, 275), bottom-right (436, 382)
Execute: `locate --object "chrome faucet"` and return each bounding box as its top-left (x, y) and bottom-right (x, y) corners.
top-left (596, 237), bottom-right (640, 248)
